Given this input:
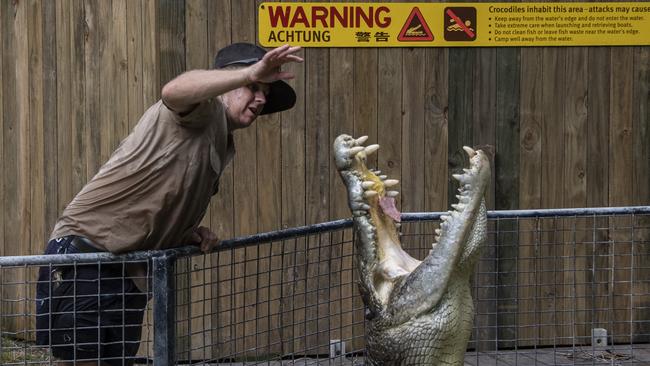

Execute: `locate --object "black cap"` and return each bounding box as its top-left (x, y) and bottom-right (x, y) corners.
top-left (214, 43), bottom-right (296, 115)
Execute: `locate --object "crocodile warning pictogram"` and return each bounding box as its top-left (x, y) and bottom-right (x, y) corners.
top-left (398, 7), bottom-right (434, 41)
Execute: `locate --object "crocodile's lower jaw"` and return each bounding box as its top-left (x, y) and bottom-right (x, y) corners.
top-left (333, 134), bottom-right (490, 365)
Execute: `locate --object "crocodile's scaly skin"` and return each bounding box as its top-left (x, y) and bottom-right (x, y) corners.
top-left (333, 134), bottom-right (491, 365)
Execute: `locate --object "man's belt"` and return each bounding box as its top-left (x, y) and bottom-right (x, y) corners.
top-left (69, 236), bottom-right (103, 253)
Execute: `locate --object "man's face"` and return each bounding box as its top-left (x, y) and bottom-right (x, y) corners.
top-left (223, 82), bottom-right (270, 130)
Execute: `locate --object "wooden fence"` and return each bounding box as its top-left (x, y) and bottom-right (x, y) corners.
top-left (0, 0), bottom-right (649, 359)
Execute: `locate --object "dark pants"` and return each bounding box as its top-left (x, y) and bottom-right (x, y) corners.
top-left (36, 236), bottom-right (148, 366)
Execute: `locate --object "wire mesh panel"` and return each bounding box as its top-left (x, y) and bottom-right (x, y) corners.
top-left (174, 208), bottom-right (650, 365)
top-left (0, 255), bottom-right (155, 365)
top-left (173, 227), bottom-right (366, 364)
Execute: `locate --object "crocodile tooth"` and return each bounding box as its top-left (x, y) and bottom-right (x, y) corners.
top-left (452, 174), bottom-right (463, 182)
top-left (355, 135), bottom-right (369, 145)
top-left (360, 203), bottom-right (371, 210)
top-left (441, 215), bottom-right (450, 222)
top-left (386, 191), bottom-right (399, 197)
top-left (348, 146), bottom-right (364, 156)
top-left (463, 146), bottom-right (476, 157)
top-left (395, 223), bottom-right (401, 229)
top-left (451, 203), bottom-right (463, 211)
top-left (384, 179), bottom-right (399, 187)
top-left (435, 229), bottom-right (441, 235)
top-left (364, 144), bottom-right (380, 155)
top-left (362, 181), bottom-right (375, 189)
top-left (463, 168), bottom-right (471, 174)
top-left (364, 190), bottom-right (378, 198)
top-left (373, 170), bottom-right (382, 175)
top-left (379, 175), bottom-right (388, 180)
top-left (451, 210), bottom-right (461, 218)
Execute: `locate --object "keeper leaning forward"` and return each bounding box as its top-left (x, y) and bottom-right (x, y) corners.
top-left (36, 43), bottom-right (303, 366)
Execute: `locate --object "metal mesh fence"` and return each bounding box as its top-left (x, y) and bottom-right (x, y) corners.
top-left (1, 206), bottom-right (649, 365)
top-left (0, 254), bottom-right (156, 365)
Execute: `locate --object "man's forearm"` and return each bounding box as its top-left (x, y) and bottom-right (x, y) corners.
top-left (161, 67), bottom-right (251, 113)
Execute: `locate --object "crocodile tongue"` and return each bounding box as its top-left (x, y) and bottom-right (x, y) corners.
top-left (379, 197), bottom-right (401, 222)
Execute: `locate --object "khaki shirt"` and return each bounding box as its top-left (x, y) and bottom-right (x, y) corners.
top-left (51, 98), bottom-right (234, 253)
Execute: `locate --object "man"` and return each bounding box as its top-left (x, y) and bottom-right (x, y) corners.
top-left (36, 43), bottom-right (303, 366)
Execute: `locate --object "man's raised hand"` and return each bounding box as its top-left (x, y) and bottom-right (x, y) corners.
top-left (247, 44), bottom-right (303, 84)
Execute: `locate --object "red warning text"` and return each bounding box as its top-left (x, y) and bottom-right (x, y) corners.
top-left (267, 5), bottom-right (392, 28)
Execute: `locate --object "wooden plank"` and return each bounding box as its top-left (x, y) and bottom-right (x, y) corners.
top-left (0, 0), bottom-right (3, 337)
top-left (304, 46), bottom-right (330, 354)
top-left (15, 0), bottom-right (30, 260)
top-left (609, 47), bottom-right (634, 344)
top-left (378, 48), bottom-right (402, 202)
top-left (1, 0), bottom-right (15, 330)
top-left (467, 45), bottom-right (496, 352)
top-left (423, 51), bottom-right (448, 213)
top-left (632, 46), bottom-right (650, 343)
top-left (518, 46), bottom-right (543, 347)
top-left (184, 0), bottom-right (213, 359)
top-left (494, 47), bottom-right (521, 349)
top-left (65, 0), bottom-right (87, 196)
top-left (586, 47), bottom-right (611, 336)
top-left (158, 0), bottom-right (190, 357)
top-left (0, 0), bottom-right (4, 261)
top-left (111, 0), bottom-right (128, 148)
top-left (54, 0), bottom-right (72, 217)
top-left (83, 0), bottom-right (103, 177)
top-left (127, 0), bottom-right (144, 131)
top-left (27, 0), bottom-right (45, 336)
top-left (328, 46), bottom-right (355, 351)
top-left (447, 48), bottom-right (475, 208)
top-left (400, 47), bottom-right (426, 253)
top-left (254, 1), bottom-right (283, 357)
top-left (353, 48), bottom-right (378, 158)
top-left (41, 0), bottom-right (58, 247)
top-left (230, 0), bottom-right (259, 356)
top-left (539, 47), bottom-right (566, 346)
top-left (158, 0), bottom-right (185, 85)
top-left (206, 0), bottom-right (235, 358)
top-left (142, 0), bottom-right (159, 106)
top-left (563, 46), bottom-right (589, 343)
top-left (401, 47), bottom-right (426, 215)
top-left (266, 2), bottom-right (306, 353)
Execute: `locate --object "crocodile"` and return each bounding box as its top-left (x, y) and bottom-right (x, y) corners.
top-left (333, 134), bottom-right (490, 365)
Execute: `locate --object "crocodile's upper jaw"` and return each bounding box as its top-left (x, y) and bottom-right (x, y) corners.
top-left (334, 134), bottom-right (490, 309)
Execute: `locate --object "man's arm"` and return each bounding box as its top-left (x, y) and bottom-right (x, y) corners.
top-left (161, 44), bottom-right (302, 114)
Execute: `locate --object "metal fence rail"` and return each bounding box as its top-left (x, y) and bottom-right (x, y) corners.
top-left (1, 206), bottom-right (650, 365)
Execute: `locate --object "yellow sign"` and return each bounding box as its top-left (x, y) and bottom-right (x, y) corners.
top-left (258, 2), bottom-right (650, 47)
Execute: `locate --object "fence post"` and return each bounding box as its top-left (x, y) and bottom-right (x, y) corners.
top-left (153, 254), bottom-right (176, 365)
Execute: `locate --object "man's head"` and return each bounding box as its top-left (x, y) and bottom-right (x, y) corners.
top-left (214, 43), bottom-right (297, 129)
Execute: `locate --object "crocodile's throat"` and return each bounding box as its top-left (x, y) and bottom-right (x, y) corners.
top-left (333, 134), bottom-right (490, 366)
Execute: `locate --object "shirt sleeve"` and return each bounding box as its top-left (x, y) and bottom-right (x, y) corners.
top-left (163, 98), bottom-right (225, 129)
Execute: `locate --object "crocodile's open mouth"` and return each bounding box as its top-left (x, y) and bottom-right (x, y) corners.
top-left (334, 134), bottom-right (490, 303)
top-left (333, 133), bottom-right (491, 365)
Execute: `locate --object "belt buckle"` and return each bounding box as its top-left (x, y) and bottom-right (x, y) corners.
top-left (52, 269), bottom-right (63, 290)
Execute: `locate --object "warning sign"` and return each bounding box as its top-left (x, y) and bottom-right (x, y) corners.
top-left (398, 7), bottom-right (434, 41)
top-left (258, 2), bottom-right (650, 47)
top-left (444, 7), bottom-right (476, 41)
